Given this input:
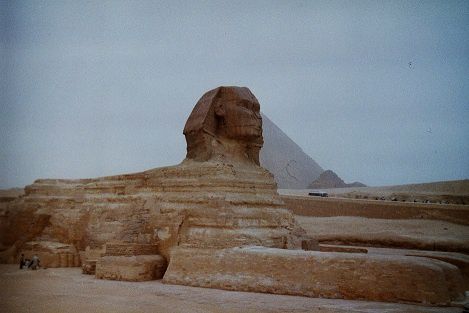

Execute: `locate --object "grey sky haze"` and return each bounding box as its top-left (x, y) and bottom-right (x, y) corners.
top-left (1, 0), bottom-right (468, 188)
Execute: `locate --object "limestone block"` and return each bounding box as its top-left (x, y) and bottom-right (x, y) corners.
top-left (163, 247), bottom-right (464, 305)
top-left (96, 255), bottom-right (167, 281)
top-left (104, 243), bottom-right (158, 256)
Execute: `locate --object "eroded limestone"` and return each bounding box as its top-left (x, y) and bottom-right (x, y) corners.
top-left (163, 246), bottom-right (464, 305)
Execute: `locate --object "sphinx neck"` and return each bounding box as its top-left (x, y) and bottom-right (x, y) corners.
top-left (188, 134), bottom-right (257, 167)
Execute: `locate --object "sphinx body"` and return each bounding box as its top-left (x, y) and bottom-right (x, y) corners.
top-left (0, 86), bottom-right (302, 264)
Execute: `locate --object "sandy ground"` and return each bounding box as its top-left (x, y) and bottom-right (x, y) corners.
top-left (0, 264), bottom-right (461, 313)
top-left (279, 180), bottom-right (469, 204)
top-left (279, 180), bottom-right (469, 196)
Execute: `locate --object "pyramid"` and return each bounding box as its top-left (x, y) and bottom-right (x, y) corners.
top-left (260, 113), bottom-right (323, 189)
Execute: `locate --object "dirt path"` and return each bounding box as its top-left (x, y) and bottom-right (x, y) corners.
top-left (0, 265), bottom-right (460, 313)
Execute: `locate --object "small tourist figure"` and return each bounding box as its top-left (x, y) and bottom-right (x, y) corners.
top-left (29, 254), bottom-right (40, 270)
top-left (24, 259), bottom-right (31, 269)
top-left (19, 254), bottom-right (25, 269)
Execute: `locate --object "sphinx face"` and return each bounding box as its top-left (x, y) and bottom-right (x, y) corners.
top-left (217, 99), bottom-right (262, 140)
top-left (183, 86), bottom-right (264, 164)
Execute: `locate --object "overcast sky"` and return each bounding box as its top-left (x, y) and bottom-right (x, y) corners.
top-left (1, 0), bottom-right (468, 188)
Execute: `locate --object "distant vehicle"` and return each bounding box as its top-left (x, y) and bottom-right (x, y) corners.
top-left (308, 192), bottom-right (328, 197)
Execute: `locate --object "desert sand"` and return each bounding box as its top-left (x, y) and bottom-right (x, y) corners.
top-left (0, 264), bottom-right (460, 313)
top-left (279, 179), bottom-right (469, 204)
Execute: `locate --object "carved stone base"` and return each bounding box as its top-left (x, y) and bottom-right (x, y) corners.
top-left (96, 255), bottom-right (167, 281)
top-left (163, 247), bottom-right (464, 305)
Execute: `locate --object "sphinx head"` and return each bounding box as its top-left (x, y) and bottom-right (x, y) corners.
top-left (183, 86), bottom-right (263, 165)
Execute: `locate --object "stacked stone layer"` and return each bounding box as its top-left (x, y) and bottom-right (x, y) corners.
top-left (103, 243), bottom-right (158, 256)
top-left (1, 160), bottom-right (301, 264)
top-left (163, 246), bottom-right (464, 305)
top-left (96, 255), bottom-right (166, 281)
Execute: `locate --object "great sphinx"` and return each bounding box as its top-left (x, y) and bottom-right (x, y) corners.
top-left (0, 86), bottom-right (302, 264)
top-left (0, 86), bottom-right (464, 304)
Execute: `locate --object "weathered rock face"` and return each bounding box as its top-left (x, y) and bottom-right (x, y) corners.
top-left (96, 255), bottom-right (166, 281)
top-left (184, 86), bottom-right (263, 165)
top-left (0, 86), bottom-right (302, 266)
top-left (164, 246), bottom-right (464, 305)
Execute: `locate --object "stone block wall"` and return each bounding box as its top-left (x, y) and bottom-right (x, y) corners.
top-left (96, 255), bottom-right (167, 281)
top-left (104, 243), bottom-right (158, 256)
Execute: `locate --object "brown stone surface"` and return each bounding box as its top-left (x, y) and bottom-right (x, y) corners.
top-left (314, 244), bottom-right (469, 290)
top-left (1, 160), bottom-right (300, 262)
top-left (163, 247), bottom-right (464, 305)
top-left (364, 246), bottom-right (469, 290)
top-left (183, 86), bottom-right (263, 165)
top-left (96, 255), bottom-right (166, 281)
top-left (103, 243), bottom-right (158, 256)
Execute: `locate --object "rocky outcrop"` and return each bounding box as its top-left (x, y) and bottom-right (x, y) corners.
top-left (308, 170), bottom-right (366, 189)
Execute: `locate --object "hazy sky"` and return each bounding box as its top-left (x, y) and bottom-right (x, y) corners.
top-left (1, 0), bottom-right (468, 188)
